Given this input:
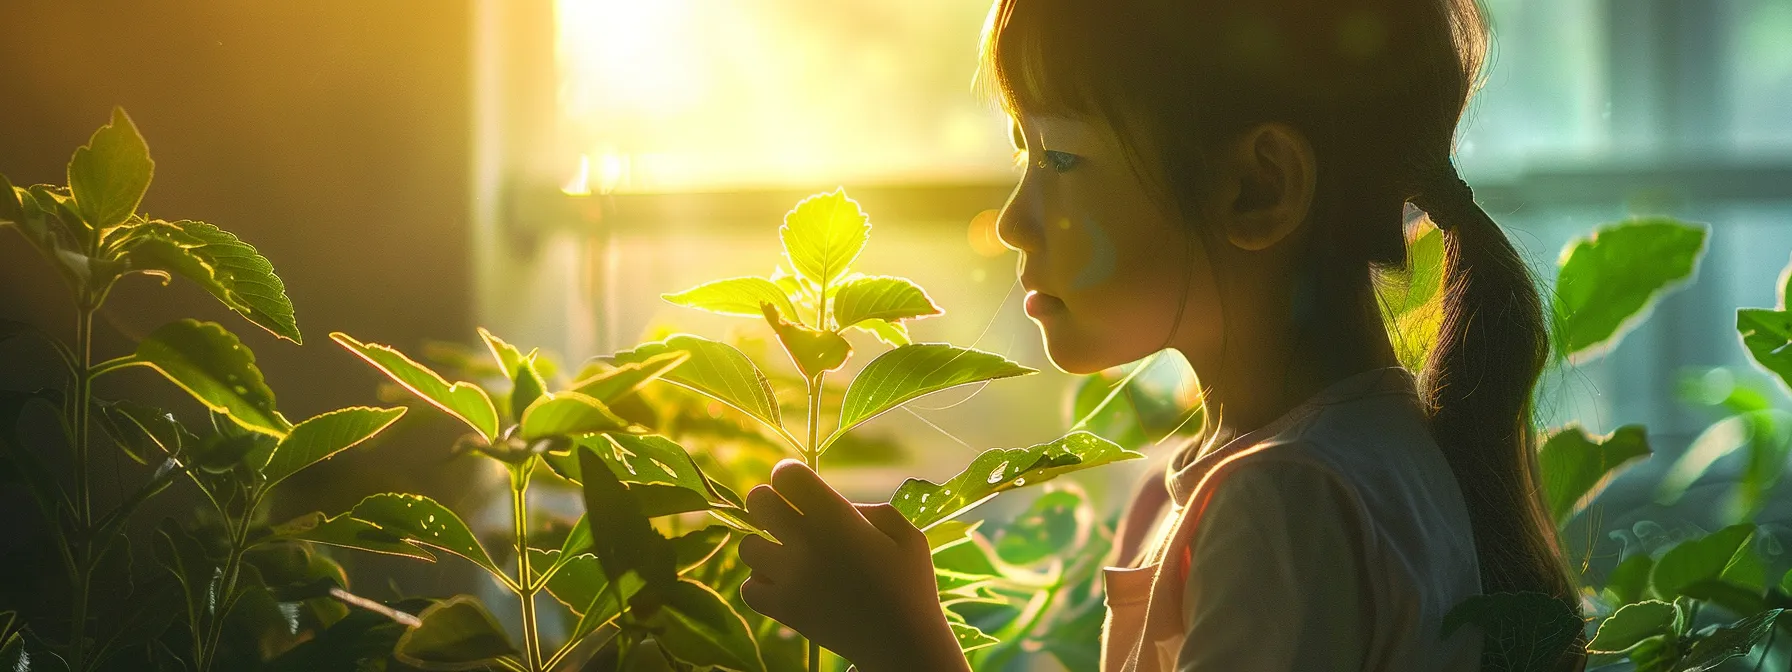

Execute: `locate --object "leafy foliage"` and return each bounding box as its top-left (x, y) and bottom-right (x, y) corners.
top-left (1552, 218), bottom-right (1707, 361)
top-left (893, 431), bottom-right (1140, 530)
top-left (1537, 424), bottom-right (1651, 524)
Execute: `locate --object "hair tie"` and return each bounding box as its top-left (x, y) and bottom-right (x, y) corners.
top-left (1413, 168), bottom-right (1476, 232)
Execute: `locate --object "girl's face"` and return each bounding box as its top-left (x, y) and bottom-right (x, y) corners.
top-left (997, 114), bottom-right (1225, 375)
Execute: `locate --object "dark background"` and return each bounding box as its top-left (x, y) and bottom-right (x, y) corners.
top-left (0, 0), bottom-right (485, 530)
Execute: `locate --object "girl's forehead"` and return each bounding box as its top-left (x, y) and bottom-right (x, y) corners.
top-left (1014, 113), bottom-right (1114, 143)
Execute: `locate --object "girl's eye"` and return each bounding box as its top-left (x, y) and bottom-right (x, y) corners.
top-left (1042, 149), bottom-right (1080, 173)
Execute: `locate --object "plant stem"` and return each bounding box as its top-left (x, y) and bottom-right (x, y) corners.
top-left (67, 302), bottom-right (96, 672)
top-left (197, 504), bottom-right (255, 671)
top-left (512, 463), bottom-right (543, 672)
top-left (803, 372), bottom-right (825, 672)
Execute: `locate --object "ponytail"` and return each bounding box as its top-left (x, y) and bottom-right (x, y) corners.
top-left (1413, 166), bottom-right (1585, 666)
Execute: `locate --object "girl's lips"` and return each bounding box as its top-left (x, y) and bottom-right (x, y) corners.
top-left (1023, 290), bottom-right (1066, 318)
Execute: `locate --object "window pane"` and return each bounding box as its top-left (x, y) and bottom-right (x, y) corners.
top-left (556, 0), bottom-right (1013, 192)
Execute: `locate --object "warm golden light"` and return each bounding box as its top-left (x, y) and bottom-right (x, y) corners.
top-left (555, 0), bottom-right (1014, 192)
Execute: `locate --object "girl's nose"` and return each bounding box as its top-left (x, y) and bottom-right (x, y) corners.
top-left (995, 181), bottom-right (1044, 253)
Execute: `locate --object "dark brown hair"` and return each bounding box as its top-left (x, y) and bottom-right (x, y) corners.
top-left (980, 0), bottom-right (1579, 662)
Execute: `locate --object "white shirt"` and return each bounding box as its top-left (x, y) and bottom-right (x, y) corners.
top-left (1102, 368), bottom-right (1484, 671)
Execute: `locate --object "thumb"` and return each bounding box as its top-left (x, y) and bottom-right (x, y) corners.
top-left (856, 503), bottom-right (924, 549)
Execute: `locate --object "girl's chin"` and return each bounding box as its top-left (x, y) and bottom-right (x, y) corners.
top-left (1039, 333), bottom-right (1116, 375)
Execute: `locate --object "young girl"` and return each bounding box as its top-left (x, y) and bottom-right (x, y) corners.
top-left (735, 0), bottom-right (1584, 669)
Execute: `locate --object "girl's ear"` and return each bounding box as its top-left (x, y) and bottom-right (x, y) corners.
top-left (1212, 123), bottom-right (1317, 252)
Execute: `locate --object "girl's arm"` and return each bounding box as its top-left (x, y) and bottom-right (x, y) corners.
top-left (738, 460), bottom-right (971, 672)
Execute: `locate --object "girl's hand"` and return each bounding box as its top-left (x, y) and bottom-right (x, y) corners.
top-left (738, 460), bottom-right (969, 672)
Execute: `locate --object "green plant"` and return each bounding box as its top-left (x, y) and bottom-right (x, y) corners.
top-left (310, 187), bottom-right (1140, 671)
top-left (0, 109), bottom-right (407, 670)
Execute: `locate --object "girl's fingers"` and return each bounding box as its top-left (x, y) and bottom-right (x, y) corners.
top-left (738, 534), bottom-right (794, 583)
top-left (745, 483), bottom-right (805, 542)
top-left (739, 576), bottom-right (789, 622)
top-left (856, 502), bottom-right (925, 549)
top-left (770, 459), bottom-right (859, 525)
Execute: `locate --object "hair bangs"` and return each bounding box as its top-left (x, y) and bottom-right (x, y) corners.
top-left (976, 0), bottom-right (1111, 119)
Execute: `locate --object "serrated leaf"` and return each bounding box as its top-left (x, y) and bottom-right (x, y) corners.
top-left (649, 578), bottom-right (767, 672)
top-left (1651, 524), bottom-right (1760, 600)
top-left (852, 318), bottom-right (911, 346)
top-left (1538, 424), bottom-right (1651, 524)
top-left (332, 332), bottom-right (499, 441)
top-left (518, 391), bottom-right (626, 440)
top-left (272, 511), bottom-right (436, 561)
top-left (68, 107), bottom-right (153, 231)
top-left (1587, 600), bottom-right (1677, 653)
top-left (1673, 609), bottom-right (1782, 672)
top-left (1738, 308), bottom-right (1792, 395)
top-left (123, 219), bottom-right (301, 343)
top-left (892, 431), bottom-right (1139, 530)
top-left (570, 351), bottom-right (687, 402)
top-left (261, 406), bottom-right (406, 488)
top-left (832, 275), bottom-right (942, 329)
top-left (130, 319), bottom-right (288, 437)
top-left (1553, 219), bottom-right (1706, 361)
top-left (831, 344), bottom-right (1035, 447)
top-left (1441, 592), bottom-right (1582, 672)
top-left (344, 493), bottom-right (502, 577)
top-left (663, 276), bottom-right (801, 323)
top-left (780, 188), bottom-right (870, 288)
top-left (605, 335), bottom-right (782, 433)
top-left (762, 302), bottom-right (852, 379)
top-left (393, 596), bottom-right (520, 671)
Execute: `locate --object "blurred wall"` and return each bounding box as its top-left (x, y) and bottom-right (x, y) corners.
top-left (0, 1), bottom-right (483, 515)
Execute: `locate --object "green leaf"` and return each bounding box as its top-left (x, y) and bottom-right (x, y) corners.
top-left (926, 520), bottom-right (981, 553)
top-left (518, 391), bottom-right (627, 440)
top-left (852, 318), bottom-right (911, 346)
top-left (950, 620), bottom-right (1000, 653)
top-left (993, 489), bottom-right (1086, 565)
top-left (92, 398), bottom-right (189, 464)
top-left (67, 107), bottom-right (153, 231)
top-left (892, 431), bottom-right (1140, 530)
top-left (1440, 592), bottom-right (1583, 672)
top-left (578, 443), bottom-right (678, 600)
top-left (831, 275), bottom-right (943, 329)
top-left (393, 596), bottom-right (521, 671)
top-left (261, 406), bottom-right (406, 488)
top-left (780, 188), bottom-right (871, 287)
top-left (605, 335), bottom-right (782, 433)
top-left (130, 319), bottom-right (288, 437)
top-left (570, 351), bottom-right (688, 402)
top-left (0, 173), bottom-right (23, 226)
top-left (272, 511), bottom-right (436, 561)
top-left (123, 219), bottom-right (301, 343)
top-left (1538, 424), bottom-right (1651, 524)
top-left (332, 332), bottom-right (500, 441)
top-left (831, 344), bottom-right (1036, 446)
top-left (476, 327), bottom-right (545, 417)
top-left (546, 435), bottom-right (717, 517)
top-left (1651, 524), bottom-right (1760, 600)
top-left (1553, 219), bottom-right (1707, 361)
top-left (664, 276), bottom-right (801, 322)
top-left (1604, 553), bottom-right (1655, 606)
top-left (1673, 609), bottom-right (1782, 672)
top-left (476, 327), bottom-right (528, 381)
top-left (649, 578), bottom-right (767, 672)
top-left (1588, 600), bottom-right (1678, 653)
top-left (1379, 223), bottom-right (1446, 319)
top-left (762, 303), bottom-right (852, 379)
top-left (343, 493), bottom-right (503, 578)
top-left (1738, 308), bottom-right (1792, 395)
